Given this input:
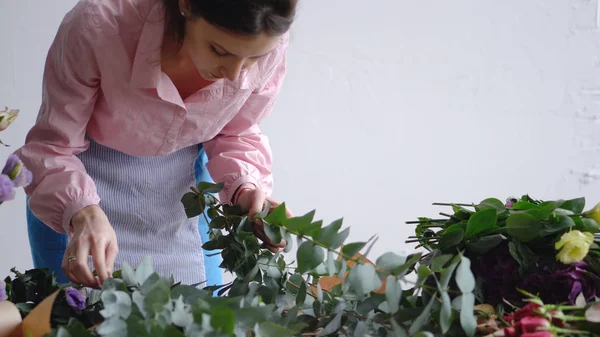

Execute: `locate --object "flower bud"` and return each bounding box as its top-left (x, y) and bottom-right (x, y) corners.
top-left (0, 107), bottom-right (19, 131)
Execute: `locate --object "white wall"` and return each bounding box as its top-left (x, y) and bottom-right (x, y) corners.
top-left (1, 0), bottom-right (600, 278)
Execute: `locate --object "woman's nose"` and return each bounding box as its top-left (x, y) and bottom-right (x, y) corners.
top-left (222, 59), bottom-right (246, 81)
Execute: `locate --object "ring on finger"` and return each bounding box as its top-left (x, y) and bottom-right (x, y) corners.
top-left (67, 255), bottom-right (76, 263)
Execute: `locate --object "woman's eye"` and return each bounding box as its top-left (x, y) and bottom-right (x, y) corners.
top-left (211, 45), bottom-right (227, 57)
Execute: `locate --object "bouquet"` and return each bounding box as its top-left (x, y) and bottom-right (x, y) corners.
top-left (407, 195), bottom-right (600, 336)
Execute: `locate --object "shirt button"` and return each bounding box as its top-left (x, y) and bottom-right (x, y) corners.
top-left (166, 137), bottom-right (174, 144)
top-left (178, 110), bottom-right (186, 117)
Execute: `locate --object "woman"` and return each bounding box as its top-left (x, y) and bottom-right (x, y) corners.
top-left (16, 0), bottom-right (296, 289)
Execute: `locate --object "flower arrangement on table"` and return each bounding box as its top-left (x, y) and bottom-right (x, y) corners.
top-left (0, 105), bottom-right (599, 337)
top-left (406, 195), bottom-right (600, 336)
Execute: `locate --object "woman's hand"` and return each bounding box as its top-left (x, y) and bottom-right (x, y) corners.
top-left (62, 205), bottom-right (118, 288)
top-left (235, 185), bottom-right (292, 253)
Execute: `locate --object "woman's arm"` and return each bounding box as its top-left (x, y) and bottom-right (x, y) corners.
top-left (16, 1), bottom-right (102, 233)
top-left (203, 36), bottom-right (289, 205)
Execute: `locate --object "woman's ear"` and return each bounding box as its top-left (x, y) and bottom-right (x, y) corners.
top-left (178, 0), bottom-right (191, 17)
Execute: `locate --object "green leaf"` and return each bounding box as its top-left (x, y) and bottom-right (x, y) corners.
top-left (415, 265), bottom-right (433, 288)
top-left (455, 256), bottom-right (475, 293)
top-left (211, 306), bottom-right (236, 334)
top-left (376, 252), bottom-right (407, 274)
top-left (265, 203), bottom-right (288, 225)
top-left (508, 241), bottom-right (538, 273)
top-left (440, 291), bottom-right (453, 334)
top-left (412, 333), bottom-right (435, 337)
top-left (263, 223), bottom-right (283, 245)
top-left (431, 254), bottom-right (453, 272)
top-left (135, 257), bottom-right (155, 286)
top-left (296, 242), bottom-right (324, 273)
top-left (181, 192), bottom-right (204, 218)
top-left (465, 208), bottom-right (497, 238)
top-left (296, 280), bottom-right (307, 306)
top-left (460, 293), bottom-right (477, 336)
top-left (142, 279), bottom-right (171, 316)
top-left (465, 234), bottom-right (504, 254)
top-left (96, 317), bottom-right (127, 336)
top-left (579, 218), bottom-right (600, 233)
top-left (284, 210), bottom-right (316, 232)
top-left (540, 214), bottom-right (574, 236)
top-left (316, 312), bottom-right (342, 336)
top-left (477, 198), bottom-right (506, 212)
top-left (207, 207), bottom-right (218, 220)
top-left (512, 201), bottom-right (539, 210)
top-left (259, 321), bottom-right (298, 337)
top-left (100, 290), bottom-right (132, 319)
top-left (348, 263), bottom-right (382, 297)
top-left (385, 275), bottom-right (401, 314)
top-left (408, 292), bottom-right (436, 335)
top-left (390, 319), bottom-right (409, 337)
top-left (558, 197), bottom-right (585, 214)
top-left (121, 262), bottom-right (137, 287)
top-left (506, 213), bottom-right (542, 242)
top-left (196, 181), bottom-right (224, 194)
top-left (439, 255), bottom-right (461, 289)
top-left (209, 216), bottom-right (227, 229)
top-left (438, 229), bottom-right (464, 251)
top-left (341, 242), bottom-right (367, 257)
top-left (162, 325), bottom-right (186, 337)
top-left (316, 219), bottom-right (349, 249)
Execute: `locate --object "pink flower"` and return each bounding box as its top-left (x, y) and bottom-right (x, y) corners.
top-left (517, 316), bottom-right (550, 333)
top-left (504, 302), bottom-right (543, 322)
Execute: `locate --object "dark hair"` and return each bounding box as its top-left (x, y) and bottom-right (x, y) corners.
top-left (162, 0), bottom-right (297, 45)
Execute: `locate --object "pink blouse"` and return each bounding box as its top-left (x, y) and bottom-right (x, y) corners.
top-left (15, 0), bottom-right (288, 233)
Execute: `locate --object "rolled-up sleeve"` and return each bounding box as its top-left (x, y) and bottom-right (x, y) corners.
top-left (203, 38), bottom-right (289, 204)
top-left (15, 1), bottom-right (102, 233)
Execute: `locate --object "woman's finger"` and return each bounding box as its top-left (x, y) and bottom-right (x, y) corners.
top-left (105, 240), bottom-right (118, 276)
top-left (248, 189), bottom-right (266, 219)
top-left (92, 239), bottom-right (108, 286)
top-left (62, 249), bottom-right (79, 285)
top-left (73, 240), bottom-right (98, 287)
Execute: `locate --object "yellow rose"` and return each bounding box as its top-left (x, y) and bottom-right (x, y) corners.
top-left (555, 230), bottom-right (594, 264)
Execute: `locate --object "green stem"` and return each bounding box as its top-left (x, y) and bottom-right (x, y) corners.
top-left (432, 203), bottom-right (474, 207)
top-left (405, 219), bottom-right (447, 224)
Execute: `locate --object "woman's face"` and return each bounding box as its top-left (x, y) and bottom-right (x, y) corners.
top-left (180, 16), bottom-right (281, 82)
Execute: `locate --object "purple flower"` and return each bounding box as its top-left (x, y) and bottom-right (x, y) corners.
top-left (0, 279), bottom-right (7, 301)
top-left (65, 287), bottom-right (86, 311)
top-left (2, 154), bottom-right (32, 188)
top-left (519, 262), bottom-right (599, 305)
top-left (0, 174), bottom-right (15, 202)
top-left (551, 262), bottom-right (598, 304)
